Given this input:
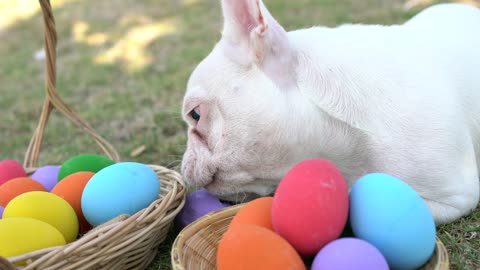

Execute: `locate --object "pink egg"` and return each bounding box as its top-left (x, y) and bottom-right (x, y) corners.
top-left (272, 159), bottom-right (349, 256)
top-left (0, 160), bottom-right (27, 186)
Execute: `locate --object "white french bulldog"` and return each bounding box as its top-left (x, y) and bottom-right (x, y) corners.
top-left (180, 0), bottom-right (480, 225)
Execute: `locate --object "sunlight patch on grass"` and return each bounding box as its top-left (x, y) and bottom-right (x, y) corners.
top-left (72, 21), bottom-right (109, 46)
top-left (0, 0), bottom-right (74, 31)
top-left (118, 14), bottom-right (156, 28)
top-left (462, 0), bottom-right (480, 6)
top-left (404, 0), bottom-right (479, 9)
top-left (182, 0), bottom-right (200, 6)
top-left (93, 17), bottom-right (178, 72)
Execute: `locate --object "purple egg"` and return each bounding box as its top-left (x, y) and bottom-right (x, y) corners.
top-left (0, 206), bottom-right (4, 219)
top-left (311, 238), bottom-right (389, 270)
top-left (222, 202), bottom-right (232, 208)
top-left (31, 165), bottom-right (60, 192)
top-left (174, 189), bottom-right (227, 231)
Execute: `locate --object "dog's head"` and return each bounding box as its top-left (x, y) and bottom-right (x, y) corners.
top-left (181, 0), bottom-right (313, 201)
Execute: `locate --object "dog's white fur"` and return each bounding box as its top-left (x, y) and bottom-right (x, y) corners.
top-left (181, 0), bottom-right (480, 225)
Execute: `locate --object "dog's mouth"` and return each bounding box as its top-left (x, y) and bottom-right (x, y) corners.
top-left (204, 174), bottom-right (277, 204)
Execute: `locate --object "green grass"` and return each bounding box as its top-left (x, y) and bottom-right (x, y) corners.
top-left (1, 0), bottom-right (479, 269)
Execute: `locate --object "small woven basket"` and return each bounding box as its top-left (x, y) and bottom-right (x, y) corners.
top-left (171, 204), bottom-right (450, 270)
top-left (0, 0), bottom-right (186, 269)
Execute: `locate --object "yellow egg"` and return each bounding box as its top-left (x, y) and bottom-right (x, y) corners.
top-left (0, 217), bottom-right (66, 259)
top-left (3, 191), bottom-right (79, 243)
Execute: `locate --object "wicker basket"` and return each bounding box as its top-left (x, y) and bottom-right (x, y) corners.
top-left (171, 203), bottom-right (450, 270)
top-left (0, 0), bottom-right (186, 269)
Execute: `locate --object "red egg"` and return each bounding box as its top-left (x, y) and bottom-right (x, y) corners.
top-left (0, 160), bottom-right (27, 186)
top-left (272, 159), bottom-right (349, 256)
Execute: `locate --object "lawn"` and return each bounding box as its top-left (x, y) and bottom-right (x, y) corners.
top-left (0, 0), bottom-right (479, 269)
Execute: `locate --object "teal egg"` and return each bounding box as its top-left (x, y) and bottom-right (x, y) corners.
top-left (349, 173), bottom-right (436, 270)
top-left (81, 162), bottom-right (160, 226)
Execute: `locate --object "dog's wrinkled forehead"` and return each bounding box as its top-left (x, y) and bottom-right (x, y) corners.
top-left (187, 45), bottom-right (241, 94)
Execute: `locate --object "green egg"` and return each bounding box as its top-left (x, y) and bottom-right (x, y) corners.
top-left (58, 154), bottom-right (116, 181)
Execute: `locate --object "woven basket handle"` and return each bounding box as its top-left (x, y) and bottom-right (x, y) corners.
top-left (24, 0), bottom-right (121, 169)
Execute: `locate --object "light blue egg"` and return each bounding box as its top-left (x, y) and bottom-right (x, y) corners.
top-left (81, 162), bottom-right (160, 226)
top-left (349, 173), bottom-right (436, 270)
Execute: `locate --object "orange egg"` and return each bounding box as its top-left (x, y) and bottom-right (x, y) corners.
top-left (217, 224), bottom-right (306, 270)
top-left (229, 197), bottom-right (274, 231)
top-left (51, 172), bottom-right (94, 234)
top-left (0, 177), bottom-right (47, 207)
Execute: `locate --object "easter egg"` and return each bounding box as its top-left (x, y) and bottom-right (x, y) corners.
top-left (229, 197), bottom-right (273, 231)
top-left (0, 160), bottom-right (27, 186)
top-left (349, 173), bottom-right (436, 270)
top-left (0, 217), bottom-right (66, 258)
top-left (272, 159), bottom-right (349, 256)
top-left (0, 206), bottom-right (3, 219)
top-left (0, 177), bottom-right (47, 207)
top-left (31, 165), bottom-right (60, 191)
top-left (175, 189), bottom-right (227, 230)
top-left (311, 238), bottom-right (389, 270)
top-left (58, 154), bottom-right (115, 181)
top-left (81, 162), bottom-right (160, 226)
top-left (51, 172), bottom-right (94, 234)
top-left (217, 224), bottom-right (306, 270)
top-left (3, 191), bottom-right (79, 243)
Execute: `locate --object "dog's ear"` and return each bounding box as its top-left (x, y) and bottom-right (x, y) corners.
top-left (220, 0), bottom-right (295, 86)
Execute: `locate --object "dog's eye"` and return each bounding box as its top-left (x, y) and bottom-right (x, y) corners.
top-left (190, 108), bottom-right (200, 121)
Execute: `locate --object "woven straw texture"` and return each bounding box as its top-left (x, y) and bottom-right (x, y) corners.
top-left (171, 204), bottom-right (450, 270)
top-left (0, 0), bottom-right (186, 269)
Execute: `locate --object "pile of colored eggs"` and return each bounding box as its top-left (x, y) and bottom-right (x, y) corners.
top-left (0, 155), bottom-right (160, 259)
top-left (176, 158), bottom-right (437, 270)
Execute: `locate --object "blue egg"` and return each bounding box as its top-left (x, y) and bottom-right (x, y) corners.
top-left (81, 162), bottom-right (160, 226)
top-left (349, 173), bottom-right (436, 270)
